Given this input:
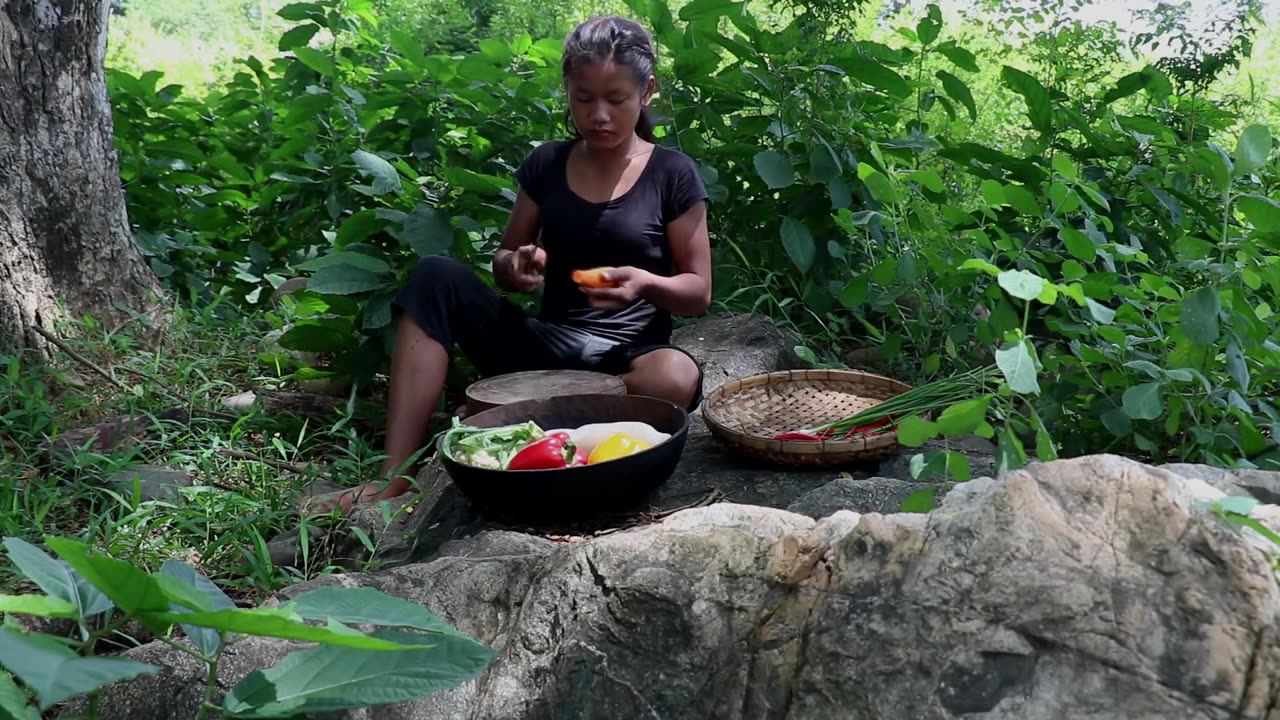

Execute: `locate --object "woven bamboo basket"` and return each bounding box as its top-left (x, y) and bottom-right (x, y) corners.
top-left (703, 369), bottom-right (913, 467)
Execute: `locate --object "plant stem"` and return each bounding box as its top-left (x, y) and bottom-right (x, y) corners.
top-left (87, 690), bottom-right (101, 720)
top-left (195, 645), bottom-right (224, 720)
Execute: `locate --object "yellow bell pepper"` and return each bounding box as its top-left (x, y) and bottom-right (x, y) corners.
top-left (587, 432), bottom-right (652, 464)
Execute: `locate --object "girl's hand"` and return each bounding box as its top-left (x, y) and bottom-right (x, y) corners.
top-left (504, 245), bottom-right (546, 293)
top-left (580, 266), bottom-right (652, 310)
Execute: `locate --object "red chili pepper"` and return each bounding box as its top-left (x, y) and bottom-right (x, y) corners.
top-left (774, 432), bottom-right (826, 442)
top-left (570, 447), bottom-right (588, 466)
top-left (507, 435), bottom-right (577, 471)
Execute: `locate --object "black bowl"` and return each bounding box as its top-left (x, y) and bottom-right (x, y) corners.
top-left (437, 394), bottom-right (690, 522)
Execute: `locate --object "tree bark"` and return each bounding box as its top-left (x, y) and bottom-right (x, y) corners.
top-left (0, 0), bottom-right (163, 354)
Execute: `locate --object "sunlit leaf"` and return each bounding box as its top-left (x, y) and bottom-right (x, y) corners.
top-left (1234, 124), bottom-right (1272, 177)
top-left (995, 340), bottom-right (1039, 395)
top-left (1122, 382), bottom-right (1163, 421)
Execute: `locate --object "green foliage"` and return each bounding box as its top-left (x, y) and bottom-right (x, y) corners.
top-left (105, 0), bottom-right (1280, 478)
top-left (0, 537), bottom-right (492, 718)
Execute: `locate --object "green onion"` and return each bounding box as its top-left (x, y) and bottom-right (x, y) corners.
top-left (778, 365), bottom-right (998, 441)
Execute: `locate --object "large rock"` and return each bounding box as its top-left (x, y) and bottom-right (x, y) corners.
top-left (83, 456), bottom-right (1280, 719)
top-left (671, 312), bottom-right (808, 395)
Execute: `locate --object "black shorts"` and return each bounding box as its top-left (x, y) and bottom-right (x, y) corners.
top-left (392, 256), bottom-right (704, 412)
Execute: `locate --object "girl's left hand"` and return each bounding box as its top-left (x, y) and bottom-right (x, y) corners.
top-left (581, 266), bottom-right (652, 310)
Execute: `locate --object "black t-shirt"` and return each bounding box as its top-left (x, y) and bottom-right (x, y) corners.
top-left (514, 139), bottom-right (709, 350)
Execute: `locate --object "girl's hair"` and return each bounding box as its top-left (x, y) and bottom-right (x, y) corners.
top-left (561, 16), bottom-right (657, 142)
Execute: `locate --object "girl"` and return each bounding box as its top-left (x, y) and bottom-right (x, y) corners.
top-left (312, 15), bottom-right (712, 513)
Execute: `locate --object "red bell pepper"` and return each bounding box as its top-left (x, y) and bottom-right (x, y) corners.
top-left (507, 433), bottom-right (579, 471)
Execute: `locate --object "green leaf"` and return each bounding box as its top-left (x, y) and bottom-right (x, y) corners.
top-left (837, 275), bottom-right (868, 308)
top-left (1196, 144), bottom-right (1232, 193)
top-left (899, 487), bottom-right (936, 513)
top-left (143, 139), bottom-right (204, 163)
top-left (1226, 338), bottom-right (1250, 393)
top-left (308, 265), bottom-right (385, 295)
top-left (1101, 70), bottom-right (1155, 105)
top-left (278, 24), bottom-right (320, 51)
top-left (1085, 298), bottom-right (1116, 324)
top-left (1238, 195), bottom-right (1280, 232)
top-left (935, 396), bottom-right (993, 437)
top-left (2, 539), bottom-right (111, 620)
top-left (1101, 407), bottom-right (1131, 437)
top-left (936, 41), bottom-right (979, 72)
top-left (817, 174), bottom-right (848, 208)
top-left (896, 416), bottom-right (938, 447)
top-left (1219, 495), bottom-right (1260, 517)
top-left (1179, 286), bottom-right (1221, 346)
top-left (278, 2), bottom-right (325, 21)
top-left (152, 607), bottom-right (428, 651)
top-left (997, 269), bottom-right (1045, 301)
top-left (936, 70), bottom-right (976, 121)
top-left (834, 57), bottom-right (910, 97)
top-left (43, 537), bottom-right (171, 634)
top-left (290, 587), bottom-right (468, 636)
top-left (753, 150), bottom-right (795, 189)
top-left (159, 560), bottom-right (235, 659)
top-left (995, 340), bottom-right (1040, 395)
top-left (362, 292), bottom-right (394, 330)
top-left (1003, 184), bottom-right (1041, 216)
top-left (292, 47), bottom-right (336, 76)
top-left (1234, 124), bottom-right (1272, 177)
top-left (0, 628), bottom-right (159, 710)
top-left (809, 145), bottom-right (839, 184)
top-left (995, 424), bottom-right (1027, 475)
top-left (916, 3), bottom-right (942, 45)
top-left (958, 258), bottom-right (1000, 276)
top-left (278, 321), bottom-right (355, 354)
top-left (1000, 66), bottom-right (1052, 133)
top-left (907, 169), bottom-right (944, 194)
top-left (350, 150), bottom-right (402, 195)
top-left (1030, 408), bottom-right (1058, 461)
top-left (781, 218), bottom-right (816, 273)
top-left (335, 211), bottom-right (384, 247)
top-left (1122, 382), bottom-right (1164, 421)
top-left (0, 595), bottom-right (77, 619)
top-left (861, 170), bottom-right (901, 204)
top-left (678, 0), bottom-right (741, 21)
top-left (443, 167), bottom-right (507, 194)
top-left (0, 671), bottom-right (39, 720)
top-left (296, 251), bottom-right (391, 274)
top-left (1060, 227), bottom-right (1095, 262)
top-left (403, 205), bottom-right (454, 257)
top-left (389, 29), bottom-right (426, 68)
top-left (224, 629), bottom-right (494, 718)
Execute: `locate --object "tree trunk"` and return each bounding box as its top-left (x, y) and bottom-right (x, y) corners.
top-left (0, 0), bottom-right (163, 354)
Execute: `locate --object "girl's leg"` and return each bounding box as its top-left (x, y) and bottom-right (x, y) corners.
top-left (304, 315), bottom-right (446, 513)
top-left (620, 348), bottom-right (703, 411)
top-left (305, 256), bottom-right (560, 515)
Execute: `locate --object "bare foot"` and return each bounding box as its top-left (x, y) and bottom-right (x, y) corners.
top-left (302, 476), bottom-right (413, 516)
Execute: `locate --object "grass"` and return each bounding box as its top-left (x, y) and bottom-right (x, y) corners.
top-left (0, 302), bottom-right (398, 604)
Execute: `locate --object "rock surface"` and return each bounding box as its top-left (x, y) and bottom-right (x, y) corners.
top-left (671, 313), bottom-right (808, 395)
top-left (786, 475), bottom-right (954, 517)
top-left (106, 464), bottom-right (197, 503)
top-left (83, 455), bottom-right (1280, 719)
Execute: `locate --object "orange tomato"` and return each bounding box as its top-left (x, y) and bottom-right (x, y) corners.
top-left (571, 267), bottom-right (620, 289)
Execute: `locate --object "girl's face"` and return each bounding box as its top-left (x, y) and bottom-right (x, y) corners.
top-left (566, 60), bottom-right (654, 151)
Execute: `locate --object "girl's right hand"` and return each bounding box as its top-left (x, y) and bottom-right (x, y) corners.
top-left (506, 244), bottom-right (546, 293)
